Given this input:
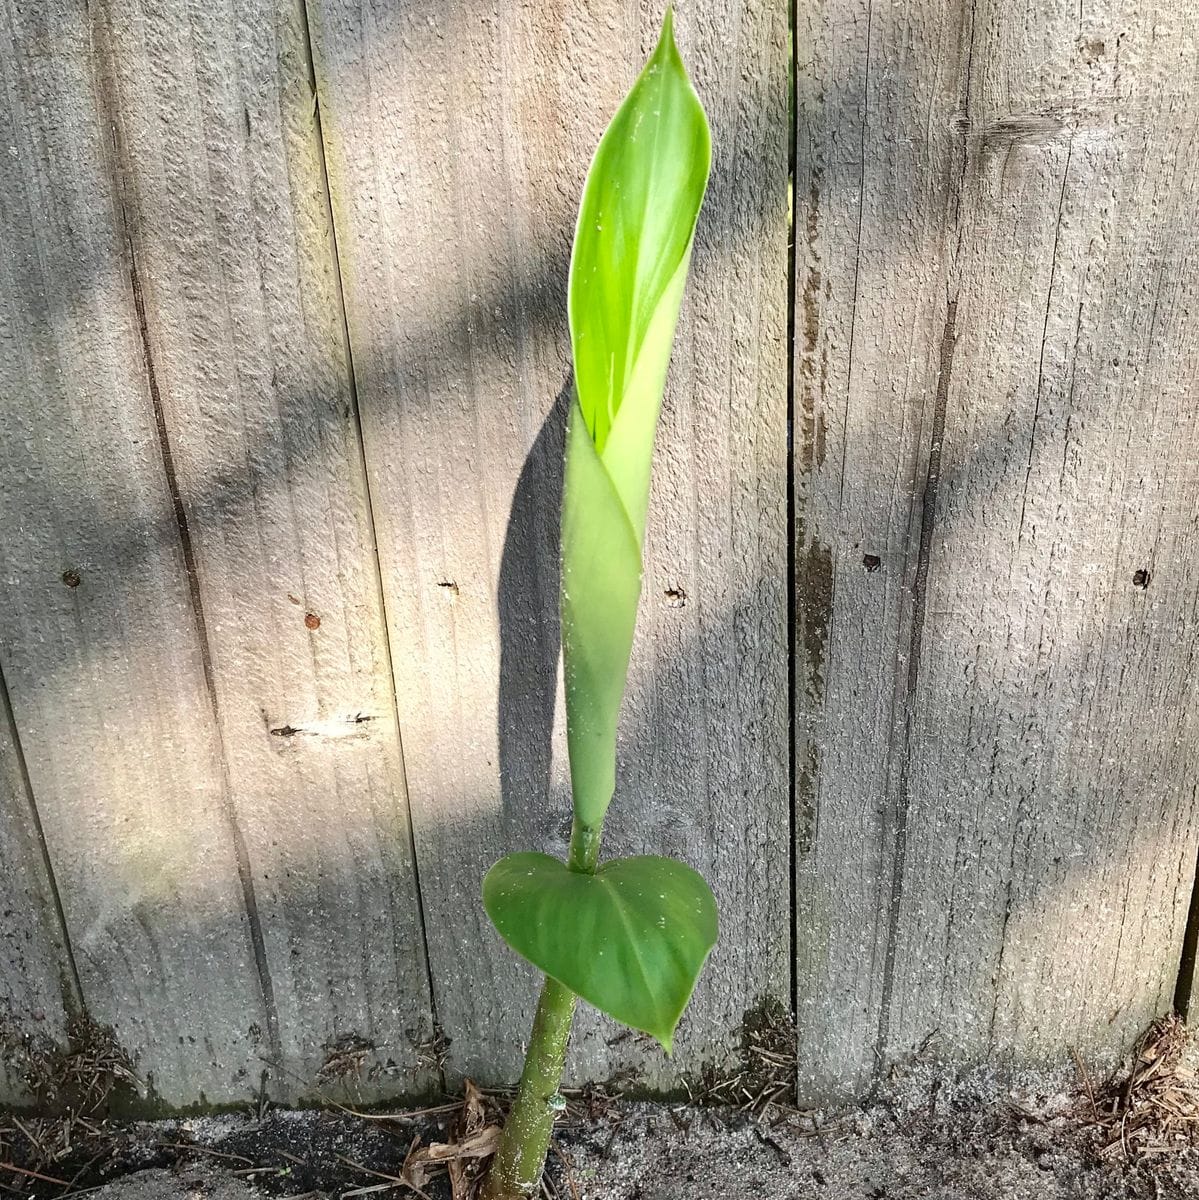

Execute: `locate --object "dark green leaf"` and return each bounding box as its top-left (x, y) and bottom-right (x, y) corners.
top-left (483, 852), bottom-right (718, 1051)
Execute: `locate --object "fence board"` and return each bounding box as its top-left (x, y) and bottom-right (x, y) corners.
top-left (795, 0), bottom-right (1199, 1101)
top-left (93, 0), bottom-right (436, 1101)
top-left (0, 679), bottom-right (77, 1106)
top-left (308, 0), bottom-right (790, 1087)
top-left (0, 0), bottom-right (271, 1106)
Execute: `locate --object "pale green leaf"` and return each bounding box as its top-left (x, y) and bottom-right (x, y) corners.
top-left (560, 396), bottom-right (643, 826)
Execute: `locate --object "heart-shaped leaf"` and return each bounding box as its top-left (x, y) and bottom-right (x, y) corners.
top-left (483, 852), bottom-right (718, 1051)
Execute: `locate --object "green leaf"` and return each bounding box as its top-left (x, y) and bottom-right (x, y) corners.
top-left (483, 852), bottom-right (718, 1051)
top-left (559, 394), bottom-right (642, 827)
top-left (562, 9), bottom-right (711, 828)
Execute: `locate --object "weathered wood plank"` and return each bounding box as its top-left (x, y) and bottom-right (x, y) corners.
top-left (0, 676), bottom-right (77, 1106)
top-left (796, 0), bottom-right (1199, 1101)
top-left (793, 0), bottom-right (968, 1102)
top-left (92, 0), bottom-right (436, 1101)
top-left (0, 0), bottom-right (272, 1107)
top-left (309, 0), bottom-right (790, 1086)
top-left (890, 5), bottom-right (1199, 1075)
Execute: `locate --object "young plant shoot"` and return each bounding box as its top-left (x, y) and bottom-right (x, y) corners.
top-left (482, 11), bottom-right (715, 1198)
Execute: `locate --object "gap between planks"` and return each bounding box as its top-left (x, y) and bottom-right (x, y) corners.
top-left (295, 0), bottom-right (444, 1084)
top-left (0, 659), bottom-right (85, 1020)
top-left (785, 0), bottom-right (801, 1032)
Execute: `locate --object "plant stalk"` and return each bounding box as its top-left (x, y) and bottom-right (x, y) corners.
top-left (484, 818), bottom-right (602, 1199)
top-left (482, 975), bottom-right (576, 1199)
top-left (567, 817), bottom-right (602, 873)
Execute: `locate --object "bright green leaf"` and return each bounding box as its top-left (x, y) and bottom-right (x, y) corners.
top-left (562, 9), bottom-right (711, 829)
top-left (483, 852), bottom-right (718, 1051)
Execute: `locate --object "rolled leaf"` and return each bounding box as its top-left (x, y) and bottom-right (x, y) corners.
top-left (563, 9), bottom-right (711, 828)
top-left (483, 851), bottom-right (718, 1051)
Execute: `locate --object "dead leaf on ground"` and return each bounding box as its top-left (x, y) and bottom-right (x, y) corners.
top-left (409, 1124), bottom-right (502, 1167)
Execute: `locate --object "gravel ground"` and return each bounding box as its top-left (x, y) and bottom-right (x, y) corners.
top-left (556, 1091), bottom-right (1197, 1198)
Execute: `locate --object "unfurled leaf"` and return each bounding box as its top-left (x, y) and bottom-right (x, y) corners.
top-left (561, 10), bottom-right (711, 829)
top-left (483, 851), bottom-right (718, 1051)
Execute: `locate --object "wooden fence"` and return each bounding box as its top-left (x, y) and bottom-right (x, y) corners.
top-left (0, 0), bottom-right (1196, 1111)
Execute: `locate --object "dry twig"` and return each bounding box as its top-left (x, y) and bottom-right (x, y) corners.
top-left (1088, 1014), bottom-right (1199, 1160)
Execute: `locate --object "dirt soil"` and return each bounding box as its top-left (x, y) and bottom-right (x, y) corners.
top-left (6, 1017), bottom-right (1199, 1200)
top-left (9, 1064), bottom-right (1197, 1200)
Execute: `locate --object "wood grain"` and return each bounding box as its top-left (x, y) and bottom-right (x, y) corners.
top-left (795, 0), bottom-right (1199, 1101)
top-left (308, 0), bottom-right (790, 1087)
top-left (92, 0), bottom-right (436, 1102)
top-left (0, 0), bottom-right (271, 1107)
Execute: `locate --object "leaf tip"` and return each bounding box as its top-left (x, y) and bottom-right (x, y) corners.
top-left (657, 5), bottom-right (680, 63)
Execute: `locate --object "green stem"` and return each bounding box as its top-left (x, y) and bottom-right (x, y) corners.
top-left (483, 977), bottom-right (576, 1199)
top-left (567, 817), bottom-right (603, 874)
top-left (484, 818), bottom-right (602, 1199)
